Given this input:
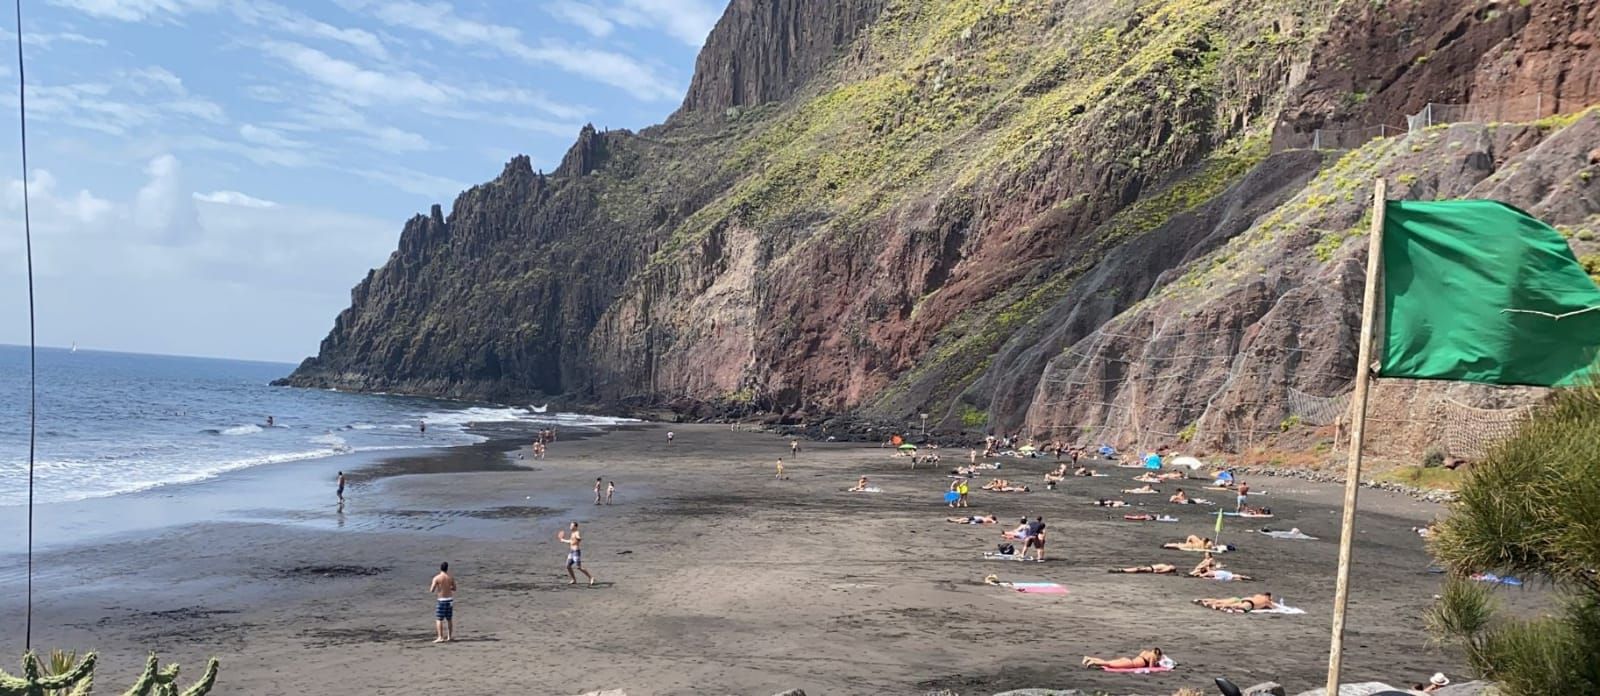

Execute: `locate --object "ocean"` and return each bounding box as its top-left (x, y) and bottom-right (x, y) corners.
top-left (0, 345), bottom-right (627, 507)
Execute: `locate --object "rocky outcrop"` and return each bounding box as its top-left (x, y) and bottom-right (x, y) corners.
top-left (678, 0), bottom-right (887, 115)
top-left (285, 0), bottom-right (1600, 460)
top-left (1275, 0), bottom-right (1600, 147)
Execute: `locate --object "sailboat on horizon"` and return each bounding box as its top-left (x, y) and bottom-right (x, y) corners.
top-left (70, 341), bottom-right (77, 353)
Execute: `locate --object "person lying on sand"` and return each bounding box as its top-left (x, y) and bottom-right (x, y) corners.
top-left (1169, 488), bottom-right (1190, 504)
top-left (1195, 592), bottom-right (1274, 613)
top-left (847, 476), bottom-right (871, 492)
top-left (1156, 470), bottom-right (1187, 481)
top-left (1193, 567), bottom-right (1251, 581)
top-left (1123, 484), bottom-right (1159, 494)
top-left (1081, 647), bottom-right (1163, 669)
top-left (982, 478), bottom-right (1029, 492)
top-left (1110, 563), bottom-right (1177, 574)
top-left (1238, 504), bottom-right (1273, 516)
top-left (1163, 535), bottom-right (1213, 551)
top-left (1073, 466), bottom-right (1095, 476)
top-left (1123, 513), bottom-right (1178, 522)
top-left (1133, 474), bottom-right (1163, 484)
top-left (1092, 498), bottom-right (1129, 508)
top-left (947, 514), bottom-right (999, 524)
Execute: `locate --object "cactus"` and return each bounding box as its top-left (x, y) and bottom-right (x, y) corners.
top-left (0, 652), bottom-right (217, 696)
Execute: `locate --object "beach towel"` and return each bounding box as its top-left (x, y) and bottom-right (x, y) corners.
top-left (1259, 529), bottom-right (1317, 540)
top-left (983, 552), bottom-right (1039, 562)
top-left (848, 487), bottom-right (883, 493)
top-left (1123, 514), bottom-right (1180, 522)
top-left (1251, 602), bottom-right (1306, 615)
top-left (1102, 657), bottom-right (1176, 674)
top-left (1170, 544), bottom-right (1233, 553)
top-left (1223, 512), bottom-right (1273, 518)
top-left (1472, 572), bottom-right (1524, 586)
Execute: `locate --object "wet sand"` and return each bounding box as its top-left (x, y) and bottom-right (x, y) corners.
top-left (0, 424), bottom-right (1500, 695)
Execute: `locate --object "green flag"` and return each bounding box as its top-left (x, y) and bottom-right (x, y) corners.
top-left (1380, 200), bottom-right (1600, 387)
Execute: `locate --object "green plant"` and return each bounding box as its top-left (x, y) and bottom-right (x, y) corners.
top-left (1397, 172), bottom-right (1419, 185)
top-left (1278, 415), bottom-right (1302, 432)
top-left (1177, 422), bottom-right (1197, 443)
top-left (1, 652), bottom-right (218, 696)
top-left (1427, 384), bottom-right (1600, 694)
top-left (960, 404), bottom-right (988, 429)
top-left (1421, 447), bottom-right (1445, 468)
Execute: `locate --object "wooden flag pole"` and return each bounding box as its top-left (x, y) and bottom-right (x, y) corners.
top-left (1326, 177), bottom-right (1387, 694)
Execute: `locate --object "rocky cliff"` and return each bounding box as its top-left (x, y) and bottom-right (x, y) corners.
top-left (284, 0), bottom-right (1600, 458)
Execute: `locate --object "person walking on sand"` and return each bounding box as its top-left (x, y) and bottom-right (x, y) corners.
top-left (336, 471), bottom-right (346, 502)
top-left (594, 477), bottom-right (604, 505)
top-left (776, 457), bottom-right (785, 480)
top-left (558, 521), bottom-right (595, 586)
top-left (790, 438), bottom-right (800, 456)
top-left (430, 562), bottom-right (456, 643)
top-left (605, 481), bottom-right (616, 505)
top-left (667, 431), bottom-right (675, 444)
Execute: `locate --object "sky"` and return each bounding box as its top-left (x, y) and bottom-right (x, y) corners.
top-left (0, 0), bottom-right (722, 363)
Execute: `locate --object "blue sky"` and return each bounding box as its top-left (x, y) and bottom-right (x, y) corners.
top-left (0, 0), bottom-right (721, 362)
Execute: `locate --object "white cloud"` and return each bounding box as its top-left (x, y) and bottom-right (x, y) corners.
top-left (24, 66), bottom-right (224, 136)
top-left (0, 28), bottom-right (108, 47)
top-left (47, 0), bottom-right (217, 22)
top-left (259, 40), bottom-right (451, 105)
top-left (350, 165), bottom-right (466, 199)
top-left (233, 2), bottom-right (390, 60)
top-left (193, 190), bottom-right (277, 208)
top-left (543, 2), bottom-right (613, 38)
top-left (349, 0), bottom-right (682, 101)
top-left (614, 0), bottom-right (720, 47)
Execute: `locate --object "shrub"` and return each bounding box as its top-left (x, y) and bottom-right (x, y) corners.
top-left (1427, 384), bottom-right (1600, 694)
top-left (1421, 448), bottom-right (1445, 468)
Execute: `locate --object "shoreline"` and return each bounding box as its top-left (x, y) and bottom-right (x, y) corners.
top-left (0, 423), bottom-right (1515, 695)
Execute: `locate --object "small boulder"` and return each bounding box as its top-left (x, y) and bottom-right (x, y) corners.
top-left (1244, 681), bottom-right (1289, 696)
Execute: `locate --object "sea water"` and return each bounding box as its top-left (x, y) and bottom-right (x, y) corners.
top-left (0, 345), bottom-right (628, 506)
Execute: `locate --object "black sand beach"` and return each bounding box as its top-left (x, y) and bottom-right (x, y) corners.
top-left (1, 424), bottom-right (1512, 694)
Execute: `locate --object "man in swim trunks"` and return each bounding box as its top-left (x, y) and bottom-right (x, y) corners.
top-left (1236, 481), bottom-right (1250, 511)
top-left (336, 471), bottom-right (346, 502)
top-left (558, 521), bottom-right (594, 586)
top-left (1021, 516), bottom-right (1047, 561)
top-left (1169, 488), bottom-right (1189, 504)
top-left (430, 561), bottom-right (456, 643)
top-left (594, 477), bottom-right (604, 505)
top-left (790, 439), bottom-right (799, 456)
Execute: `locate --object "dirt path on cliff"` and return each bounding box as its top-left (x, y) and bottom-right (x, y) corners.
top-left (7, 423), bottom-right (1508, 695)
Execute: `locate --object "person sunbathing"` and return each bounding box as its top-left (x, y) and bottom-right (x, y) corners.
top-left (1156, 470), bottom-right (1186, 481)
top-left (1092, 498), bottom-right (1129, 508)
top-left (1163, 535), bottom-right (1213, 551)
top-left (1123, 484), bottom-right (1159, 494)
top-left (1194, 567), bottom-right (1252, 581)
top-left (1169, 488), bottom-right (1190, 504)
top-left (1238, 504), bottom-right (1273, 516)
top-left (847, 476), bottom-right (871, 492)
top-left (981, 478), bottom-right (1009, 490)
top-left (1132, 474), bottom-right (1163, 484)
top-left (1195, 592), bottom-right (1274, 613)
top-left (1189, 553), bottom-right (1221, 576)
top-left (947, 514), bottom-right (999, 524)
top-left (1110, 563), bottom-right (1177, 574)
top-left (1081, 647), bottom-right (1163, 670)
top-left (1073, 466), bottom-right (1094, 476)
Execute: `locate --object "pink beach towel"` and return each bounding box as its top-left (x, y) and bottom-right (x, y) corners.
top-left (1010, 583), bottom-right (1068, 594)
top-left (1102, 657), bottom-right (1176, 674)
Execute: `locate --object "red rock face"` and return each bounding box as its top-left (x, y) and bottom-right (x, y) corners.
top-left (284, 0), bottom-right (1600, 458)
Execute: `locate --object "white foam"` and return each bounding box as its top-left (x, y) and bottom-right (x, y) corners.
top-left (220, 424), bottom-right (263, 436)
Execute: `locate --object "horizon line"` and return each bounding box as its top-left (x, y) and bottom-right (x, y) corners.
top-left (0, 343), bottom-right (301, 367)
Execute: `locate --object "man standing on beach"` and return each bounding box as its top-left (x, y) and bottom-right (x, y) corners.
top-left (667, 431), bottom-right (675, 444)
top-left (790, 438), bottom-right (800, 456)
top-left (430, 562), bottom-right (455, 643)
top-left (558, 521), bottom-right (595, 586)
top-left (336, 471), bottom-right (346, 503)
top-left (594, 477), bottom-right (604, 505)
top-left (1236, 481), bottom-right (1250, 511)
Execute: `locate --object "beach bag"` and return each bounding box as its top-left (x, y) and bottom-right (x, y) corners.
top-left (997, 543), bottom-right (1015, 555)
